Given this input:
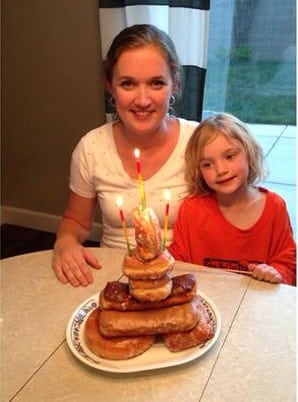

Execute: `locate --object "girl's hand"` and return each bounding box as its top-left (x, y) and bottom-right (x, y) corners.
top-left (247, 263), bottom-right (283, 284)
top-left (53, 239), bottom-right (102, 287)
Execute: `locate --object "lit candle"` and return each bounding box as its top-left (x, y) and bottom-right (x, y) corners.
top-left (134, 148), bottom-right (146, 210)
top-left (116, 196), bottom-right (131, 255)
top-left (162, 188), bottom-right (171, 249)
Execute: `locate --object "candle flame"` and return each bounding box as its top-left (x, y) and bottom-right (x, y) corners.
top-left (164, 188), bottom-right (171, 201)
top-left (134, 148), bottom-right (140, 158)
top-left (116, 196), bottom-right (123, 208)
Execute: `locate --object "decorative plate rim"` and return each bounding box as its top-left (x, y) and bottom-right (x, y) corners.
top-left (66, 291), bottom-right (221, 373)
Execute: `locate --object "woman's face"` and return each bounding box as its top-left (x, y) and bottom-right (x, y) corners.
top-left (109, 45), bottom-right (174, 135)
top-left (199, 133), bottom-right (249, 197)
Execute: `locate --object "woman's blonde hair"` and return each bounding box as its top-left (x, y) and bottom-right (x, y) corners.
top-left (185, 113), bottom-right (267, 196)
top-left (104, 24), bottom-right (182, 97)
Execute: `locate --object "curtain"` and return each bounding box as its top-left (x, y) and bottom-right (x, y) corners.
top-left (98, 0), bottom-right (210, 122)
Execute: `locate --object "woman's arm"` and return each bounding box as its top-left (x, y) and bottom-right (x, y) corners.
top-left (56, 190), bottom-right (96, 242)
top-left (53, 190), bottom-right (102, 287)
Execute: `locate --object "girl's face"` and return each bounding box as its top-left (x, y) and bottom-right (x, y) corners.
top-left (109, 45), bottom-right (174, 135)
top-left (199, 133), bottom-right (249, 196)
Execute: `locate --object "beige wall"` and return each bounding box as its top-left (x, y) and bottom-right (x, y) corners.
top-left (1, 0), bottom-right (105, 228)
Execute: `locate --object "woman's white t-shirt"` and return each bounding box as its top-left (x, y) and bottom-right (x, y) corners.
top-left (70, 118), bottom-right (199, 249)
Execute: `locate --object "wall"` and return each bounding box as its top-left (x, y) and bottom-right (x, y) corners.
top-left (1, 0), bottom-right (105, 234)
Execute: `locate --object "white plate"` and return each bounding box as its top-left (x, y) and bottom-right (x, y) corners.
top-left (66, 292), bottom-right (221, 373)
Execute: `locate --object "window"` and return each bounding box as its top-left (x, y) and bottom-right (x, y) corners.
top-left (203, 1), bottom-right (296, 124)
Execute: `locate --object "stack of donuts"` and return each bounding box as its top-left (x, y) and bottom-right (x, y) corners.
top-left (123, 206), bottom-right (175, 302)
top-left (85, 206), bottom-right (214, 360)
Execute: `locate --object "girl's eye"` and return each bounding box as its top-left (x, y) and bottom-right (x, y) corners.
top-left (226, 152), bottom-right (237, 160)
top-left (200, 161), bottom-right (211, 169)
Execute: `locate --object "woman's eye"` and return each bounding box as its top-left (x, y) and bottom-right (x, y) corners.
top-left (120, 80), bottom-right (134, 89)
top-left (150, 80), bottom-right (166, 89)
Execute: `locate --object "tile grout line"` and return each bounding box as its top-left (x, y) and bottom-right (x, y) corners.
top-left (264, 130), bottom-right (285, 158)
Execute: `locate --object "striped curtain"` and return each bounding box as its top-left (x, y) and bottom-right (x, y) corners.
top-left (99, 0), bottom-right (210, 121)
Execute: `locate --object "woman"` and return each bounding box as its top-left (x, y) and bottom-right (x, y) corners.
top-left (53, 24), bottom-right (199, 287)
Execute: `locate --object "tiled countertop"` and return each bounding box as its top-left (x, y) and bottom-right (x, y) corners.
top-left (1, 248), bottom-right (296, 402)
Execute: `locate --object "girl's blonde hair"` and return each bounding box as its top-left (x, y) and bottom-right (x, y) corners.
top-left (185, 113), bottom-right (267, 195)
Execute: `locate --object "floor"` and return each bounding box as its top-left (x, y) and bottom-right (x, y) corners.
top-left (0, 224), bottom-right (56, 259)
top-left (0, 224), bottom-right (99, 259)
top-left (247, 124), bottom-right (296, 237)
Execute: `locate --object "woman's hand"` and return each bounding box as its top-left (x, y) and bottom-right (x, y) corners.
top-left (247, 263), bottom-right (283, 284)
top-left (53, 238), bottom-right (102, 287)
top-left (53, 191), bottom-right (101, 286)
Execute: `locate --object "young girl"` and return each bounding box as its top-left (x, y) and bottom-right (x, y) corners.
top-left (168, 113), bottom-right (296, 285)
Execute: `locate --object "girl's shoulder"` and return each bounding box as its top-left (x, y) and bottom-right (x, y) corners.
top-left (258, 186), bottom-right (286, 204)
top-left (257, 186), bottom-right (288, 213)
top-left (180, 194), bottom-right (214, 209)
top-left (177, 194), bottom-right (216, 221)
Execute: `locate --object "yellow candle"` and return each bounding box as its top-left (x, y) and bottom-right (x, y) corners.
top-left (162, 188), bottom-right (171, 249)
top-left (134, 148), bottom-right (146, 210)
top-left (116, 196), bottom-right (131, 255)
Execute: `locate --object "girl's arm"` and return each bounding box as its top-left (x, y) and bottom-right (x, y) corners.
top-left (250, 201), bottom-right (296, 285)
top-left (247, 263), bottom-right (284, 283)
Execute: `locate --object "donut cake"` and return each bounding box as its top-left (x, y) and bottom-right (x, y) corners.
top-left (85, 206), bottom-right (215, 360)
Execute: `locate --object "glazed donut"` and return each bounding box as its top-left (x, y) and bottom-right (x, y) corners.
top-left (85, 308), bottom-right (155, 360)
top-left (123, 249), bottom-right (175, 280)
top-left (162, 296), bottom-right (215, 352)
top-left (129, 275), bottom-right (172, 302)
top-left (99, 299), bottom-right (199, 337)
top-left (99, 274), bottom-right (197, 311)
top-left (129, 273), bottom-right (172, 290)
